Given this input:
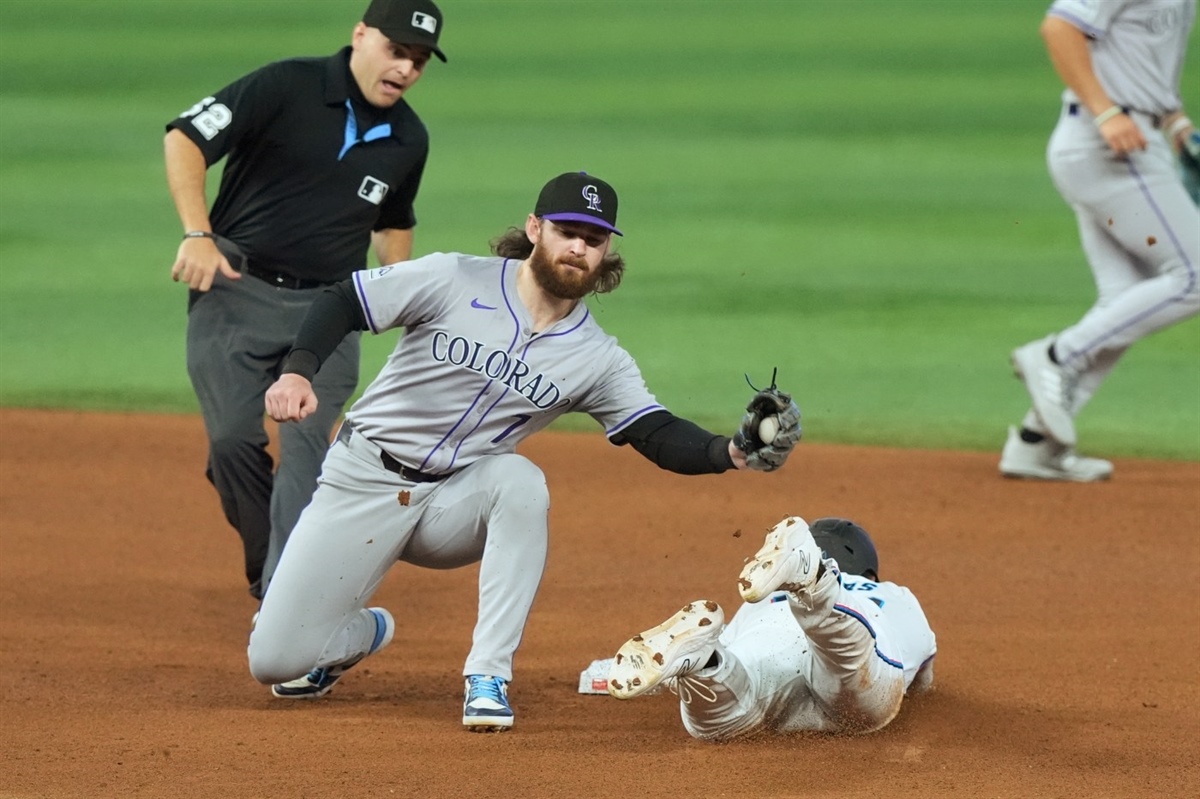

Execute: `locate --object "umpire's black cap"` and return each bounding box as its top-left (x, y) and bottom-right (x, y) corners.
top-left (363, 0), bottom-right (448, 62)
top-left (535, 172), bottom-right (623, 236)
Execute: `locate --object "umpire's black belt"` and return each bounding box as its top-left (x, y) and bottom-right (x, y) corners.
top-left (243, 262), bottom-right (333, 290)
top-left (336, 423), bottom-right (450, 483)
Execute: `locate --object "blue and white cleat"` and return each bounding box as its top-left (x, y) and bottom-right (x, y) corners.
top-left (271, 607), bottom-right (395, 699)
top-left (462, 675), bottom-right (514, 732)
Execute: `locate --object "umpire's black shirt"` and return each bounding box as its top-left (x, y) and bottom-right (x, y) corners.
top-left (167, 47), bottom-right (429, 283)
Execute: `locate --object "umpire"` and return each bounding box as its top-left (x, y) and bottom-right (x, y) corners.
top-left (163, 0), bottom-right (447, 601)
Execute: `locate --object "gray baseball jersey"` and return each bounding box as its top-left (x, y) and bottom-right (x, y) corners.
top-left (346, 252), bottom-right (664, 472)
top-left (249, 252), bottom-right (671, 689)
top-left (1049, 0), bottom-right (1194, 115)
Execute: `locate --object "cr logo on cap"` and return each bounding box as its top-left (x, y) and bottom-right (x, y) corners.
top-left (582, 185), bottom-right (602, 212)
top-left (412, 11), bottom-right (437, 33)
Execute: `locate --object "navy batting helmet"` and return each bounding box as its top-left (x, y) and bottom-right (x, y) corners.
top-left (809, 518), bottom-right (879, 580)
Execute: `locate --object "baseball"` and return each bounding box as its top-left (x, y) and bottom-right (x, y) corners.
top-left (758, 415), bottom-right (780, 445)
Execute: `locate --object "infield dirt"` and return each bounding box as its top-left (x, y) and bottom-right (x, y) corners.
top-left (2, 408), bottom-right (1197, 798)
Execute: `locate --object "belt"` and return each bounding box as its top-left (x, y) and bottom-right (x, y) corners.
top-left (1067, 102), bottom-right (1163, 128)
top-left (243, 262), bottom-right (332, 290)
top-left (335, 423), bottom-right (449, 484)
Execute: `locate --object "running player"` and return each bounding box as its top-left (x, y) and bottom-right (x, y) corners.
top-left (1003, 0), bottom-right (1199, 481)
top-left (246, 171), bottom-right (802, 732)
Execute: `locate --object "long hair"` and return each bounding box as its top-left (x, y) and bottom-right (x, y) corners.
top-left (489, 225), bottom-right (626, 295)
top-left (490, 226), bottom-right (535, 260)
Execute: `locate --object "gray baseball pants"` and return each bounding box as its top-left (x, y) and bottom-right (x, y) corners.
top-left (186, 269), bottom-right (359, 599)
top-left (247, 426), bottom-right (550, 684)
top-left (1042, 106), bottom-right (1200, 419)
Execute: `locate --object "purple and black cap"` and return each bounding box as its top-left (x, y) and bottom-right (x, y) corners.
top-left (534, 171), bottom-right (622, 237)
top-left (363, 0), bottom-right (448, 62)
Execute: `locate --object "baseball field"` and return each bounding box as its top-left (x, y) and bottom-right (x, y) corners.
top-left (1, 1), bottom-right (1198, 797)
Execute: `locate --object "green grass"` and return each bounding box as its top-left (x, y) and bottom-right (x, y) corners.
top-left (1, 0), bottom-right (1197, 459)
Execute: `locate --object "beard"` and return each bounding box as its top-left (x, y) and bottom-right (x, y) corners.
top-left (528, 241), bottom-right (602, 300)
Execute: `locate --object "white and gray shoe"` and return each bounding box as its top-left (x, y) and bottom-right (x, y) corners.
top-left (607, 600), bottom-right (724, 700)
top-left (1011, 336), bottom-right (1078, 447)
top-left (999, 426), bottom-right (1112, 482)
top-left (737, 516), bottom-right (824, 603)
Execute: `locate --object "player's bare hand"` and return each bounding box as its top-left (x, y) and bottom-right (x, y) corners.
top-left (265, 373), bottom-right (318, 422)
top-left (1098, 114), bottom-right (1146, 157)
top-left (171, 236), bottom-right (241, 292)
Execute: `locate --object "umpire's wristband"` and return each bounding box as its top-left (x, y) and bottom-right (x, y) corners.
top-left (183, 230), bottom-right (218, 241)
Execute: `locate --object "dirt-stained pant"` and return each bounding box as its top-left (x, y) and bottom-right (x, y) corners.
top-left (674, 568), bottom-right (936, 742)
top-left (1025, 103), bottom-right (1200, 432)
top-left (247, 425), bottom-right (550, 684)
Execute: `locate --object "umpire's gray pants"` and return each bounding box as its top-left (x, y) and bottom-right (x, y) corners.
top-left (186, 271), bottom-right (359, 599)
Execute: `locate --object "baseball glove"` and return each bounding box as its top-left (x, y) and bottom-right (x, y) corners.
top-left (732, 371), bottom-right (802, 472)
top-left (1180, 130), bottom-right (1200, 206)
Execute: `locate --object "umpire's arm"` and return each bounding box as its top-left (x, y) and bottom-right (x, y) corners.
top-left (165, 130), bottom-right (241, 291)
top-left (373, 228), bottom-right (414, 266)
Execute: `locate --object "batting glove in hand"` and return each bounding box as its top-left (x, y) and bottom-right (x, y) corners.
top-left (732, 372), bottom-right (802, 472)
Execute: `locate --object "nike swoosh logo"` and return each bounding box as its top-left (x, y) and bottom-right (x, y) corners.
top-left (471, 298), bottom-right (498, 310)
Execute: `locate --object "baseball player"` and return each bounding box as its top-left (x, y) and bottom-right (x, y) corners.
top-left (164, 0), bottom-right (446, 601)
top-left (246, 171), bottom-right (803, 732)
top-left (607, 516), bottom-right (937, 742)
top-left (1004, 0), bottom-right (1199, 481)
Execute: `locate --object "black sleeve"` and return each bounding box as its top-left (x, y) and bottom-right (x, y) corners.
top-left (375, 127), bottom-right (427, 231)
top-left (610, 410), bottom-right (735, 475)
top-left (280, 280), bottom-right (369, 380)
top-left (165, 61), bottom-right (287, 166)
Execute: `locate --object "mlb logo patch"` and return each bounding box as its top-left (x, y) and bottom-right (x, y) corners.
top-left (358, 176), bottom-right (389, 205)
top-left (412, 11), bottom-right (437, 33)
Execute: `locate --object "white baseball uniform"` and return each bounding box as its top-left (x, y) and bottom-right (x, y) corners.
top-left (248, 253), bottom-right (665, 684)
top-left (1036, 0), bottom-right (1199, 422)
top-left (672, 568), bottom-right (936, 742)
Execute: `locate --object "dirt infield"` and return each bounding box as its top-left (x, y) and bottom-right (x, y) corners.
top-left (2, 408), bottom-right (1197, 798)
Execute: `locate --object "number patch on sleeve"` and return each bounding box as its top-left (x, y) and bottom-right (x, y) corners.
top-left (181, 96), bottom-right (232, 141)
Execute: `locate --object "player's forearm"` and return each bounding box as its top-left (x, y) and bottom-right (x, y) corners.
top-left (372, 228), bottom-right (414, 266)
top-left (1041, 16), bottom-right (1115, 115)
top-left (164, 129), bottom-right (213, 233)
top-left (281, 281), bottom-right (369, 379)
top-left (617, 411), bottom-right (736, 474)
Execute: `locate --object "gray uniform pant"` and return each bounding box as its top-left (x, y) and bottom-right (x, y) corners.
top-left (247, 425), bottom-right (550, 685)
top-left (186, 270), bottom-right (359, 599)
top-left (1038, 106), bottom-right (1200, 424)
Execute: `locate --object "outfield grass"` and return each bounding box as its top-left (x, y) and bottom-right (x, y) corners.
top-left (0, 0), bottom-right (1197, 459)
